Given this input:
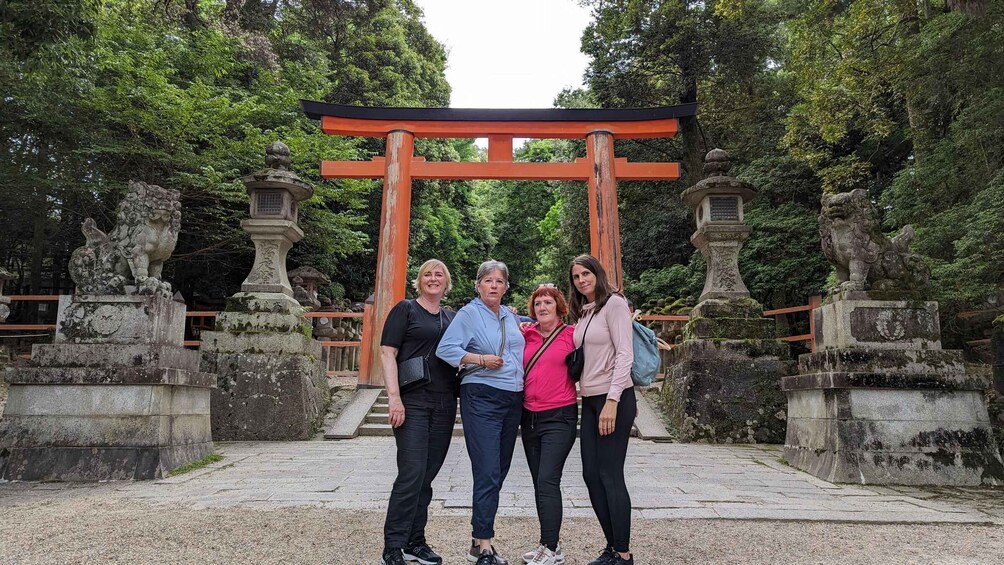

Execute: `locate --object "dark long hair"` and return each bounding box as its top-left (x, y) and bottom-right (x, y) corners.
top-left (567, 254), bottom-right (615, 321)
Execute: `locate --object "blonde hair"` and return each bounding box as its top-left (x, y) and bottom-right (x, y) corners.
top-left (412, 259), bottom-right (453, 295)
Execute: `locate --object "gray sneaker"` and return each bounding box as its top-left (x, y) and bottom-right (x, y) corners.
top-left (468, 541), bottom-right (508, 565)
top-left (522, 544), bottom-right (565, 564)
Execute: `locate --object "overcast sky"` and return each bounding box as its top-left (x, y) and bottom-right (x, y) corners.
top-left (413, 0), bottom-right (593, 109)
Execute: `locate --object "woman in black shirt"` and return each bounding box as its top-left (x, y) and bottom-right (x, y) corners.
top-left (380, 259), bottom-right (457, 565)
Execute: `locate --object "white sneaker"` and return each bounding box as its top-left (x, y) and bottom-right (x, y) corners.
top-left (522, 544), bottom-right (564, 565)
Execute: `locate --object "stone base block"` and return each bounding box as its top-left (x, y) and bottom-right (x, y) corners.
top-left (0, 443), bottom-right (214, 481)
top-left (1, 335), bottom-right (215, 482)
top-left (55, 294), bottom-right (186, 346)
top-left (199, 330), bottom-right (317, 355)
top-left (798, 348), bottom-right (965, 378)
top-left (225, 292), bottom-right (302, 315)
top-left (31, 343), bottom-right (201, 371)
top-left (683, 317), bottom-right (776, 340)
top-left (813, 299), bottom-right (941, 351)
top-left (0, 380), bottom-right (213, 481)
top-left (201, 347), bottom-right (327, 441)
top-left (783, 373), bottom-right (1004, 486)
top-left (662, 339), bottom-right (793, 443)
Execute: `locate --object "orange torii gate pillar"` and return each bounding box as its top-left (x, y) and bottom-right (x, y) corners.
top-left (301, 101), bottom-right (697, 386)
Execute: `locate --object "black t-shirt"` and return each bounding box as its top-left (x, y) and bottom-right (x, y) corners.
top-left (381, 299), bottom-right (457, 394)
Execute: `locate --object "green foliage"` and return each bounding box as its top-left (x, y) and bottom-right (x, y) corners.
top-left (3, 0), bottom-right (1001, 341)
top-left (0, 0), bottom-right (472, 304)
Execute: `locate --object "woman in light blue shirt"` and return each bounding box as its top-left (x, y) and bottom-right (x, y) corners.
top-left (437, 260), bottom-right (525, 565)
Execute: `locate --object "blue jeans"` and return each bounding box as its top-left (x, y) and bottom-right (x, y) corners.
top-left (460, 383), bottom-right (523, 539)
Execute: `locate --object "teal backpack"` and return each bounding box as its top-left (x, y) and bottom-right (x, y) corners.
top-left (631, 321), bottom-right (660, 386)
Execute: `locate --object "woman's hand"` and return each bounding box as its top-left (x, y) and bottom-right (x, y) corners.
top-left (599, 399), bottom-right (618, 436)
top-left (388, 393), bottom-right (406, 428)
top-left (483, 354), bottom-right (504, 370)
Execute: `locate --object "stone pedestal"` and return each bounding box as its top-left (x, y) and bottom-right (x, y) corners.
top-left (662, 299), bottom-right (793, 443)
top-left (783, 298), bottom-right (1004, 486)
top-left (0, 295), bottom-right (215, 481)
top-left (199, 293), bottom-right (327, 440)
top-left (990, 324), bottom-right (1004, 455)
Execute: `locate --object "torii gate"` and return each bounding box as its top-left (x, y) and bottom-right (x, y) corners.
top-left (300, 100), bottom-right (697, 386)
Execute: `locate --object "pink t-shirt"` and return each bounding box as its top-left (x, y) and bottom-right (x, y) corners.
top-left (522, 323), bottom-right (577, 412)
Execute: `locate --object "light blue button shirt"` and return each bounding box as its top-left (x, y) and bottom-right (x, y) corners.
top-left (436, 298), bottom-right (525, 392)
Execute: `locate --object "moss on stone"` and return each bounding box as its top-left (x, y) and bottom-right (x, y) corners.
top-left (168, 452), bottom-right (223, 476)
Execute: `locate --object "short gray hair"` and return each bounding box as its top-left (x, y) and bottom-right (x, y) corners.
top-left (475, 260), bottom-right (509, 285)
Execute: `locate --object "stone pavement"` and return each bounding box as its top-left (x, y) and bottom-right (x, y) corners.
top-left (0, 438), bottom-right (1000, 524)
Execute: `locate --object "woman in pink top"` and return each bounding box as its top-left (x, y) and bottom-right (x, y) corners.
top-left (518, 284), bottom-right (577, 565)
top-left (568, 254), bottom-right (636, 565)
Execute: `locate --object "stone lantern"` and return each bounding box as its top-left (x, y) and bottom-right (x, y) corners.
top-left (198, 142), bottom-right (327, 441)
top-left (241, 141), bottom-right (313, 296)
top-left (679, 148), bottom-right (756, 302)
top-left (288, 265), bottom-right (330, 309)
top-left (661, 148), bottom-right (790, 445)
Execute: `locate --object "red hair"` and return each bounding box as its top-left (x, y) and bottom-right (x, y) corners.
top-left (527, 286), bottom-right (569, 320)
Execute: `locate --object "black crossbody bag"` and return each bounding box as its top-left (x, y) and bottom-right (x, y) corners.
top-left (565, 314), bottom-right (594, 382)
top-left (396, 303), bottom-right (442, 393)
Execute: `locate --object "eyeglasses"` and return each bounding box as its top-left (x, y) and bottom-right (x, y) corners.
top-left (537, 283), bottom-right (556, 288)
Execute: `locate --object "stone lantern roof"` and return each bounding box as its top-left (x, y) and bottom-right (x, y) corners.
top-left (242, 141), bottom-right (313, 202)
top-left (680, 148), bottom-right (757, 210)
top-left (287, 266), bottom-right (330, 287)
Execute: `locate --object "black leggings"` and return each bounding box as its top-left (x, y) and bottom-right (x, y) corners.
top-left (579, 387), bottom-right (636, 554)
top-left (521, 403), bottom-right (578, 550)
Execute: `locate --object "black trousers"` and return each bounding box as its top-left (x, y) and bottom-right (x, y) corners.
top-left (521, 403), bottom-right (578, 550)
top-left (580, 387), bottom-right (636, 554)
top-left (383, 389), bottom-right (457, 549)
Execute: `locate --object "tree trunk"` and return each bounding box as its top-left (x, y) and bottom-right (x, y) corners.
top-left (679, 65), bottom-right (705, 185)
top-left (28, 212), bottom-right (46, 323)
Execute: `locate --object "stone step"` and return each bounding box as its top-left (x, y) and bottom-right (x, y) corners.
top-left (364, 411), bottom-right (589, 426)
top-left (357, 423), bottom-right (465, 437)
top-left (340, 390), bottom-right (660, 440)
top-left (323, 388), bottom-right (382, 439)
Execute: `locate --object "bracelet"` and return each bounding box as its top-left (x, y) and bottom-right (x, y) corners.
top-left (479, 354), bottom-right (484, 367)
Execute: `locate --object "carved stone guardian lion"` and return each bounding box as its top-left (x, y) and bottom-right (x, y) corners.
top-left (68, 181), bottom-right (182, 297)
top-left (819, 188), bottom-right (930, 293)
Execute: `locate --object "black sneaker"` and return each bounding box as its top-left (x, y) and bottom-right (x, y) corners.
top-left (468, 541), bottom-right (508, 565)
top-left (586, 547), bottom-right (617, 565)
top-left (613, 554), bottom-right (634, 565)
top-left (476, 549), bottom-right (498, 565)
top-left (381, 548), bottom-right (407, 565)
top-left (404, 542), bottom-right (443, 565)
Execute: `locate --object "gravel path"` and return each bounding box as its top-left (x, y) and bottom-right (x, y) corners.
top-left (1, 498), bottom-right (1002, 564)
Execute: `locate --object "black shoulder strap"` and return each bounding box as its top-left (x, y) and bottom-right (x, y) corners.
top-left (524, 323), bottom-right (565, 377)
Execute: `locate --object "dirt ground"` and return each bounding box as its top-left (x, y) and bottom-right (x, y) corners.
top-left (1, 498), bottom-right (1001, 565)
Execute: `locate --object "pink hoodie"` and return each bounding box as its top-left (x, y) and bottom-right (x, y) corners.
top-left (573, 293), bottom-right (634, 402)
